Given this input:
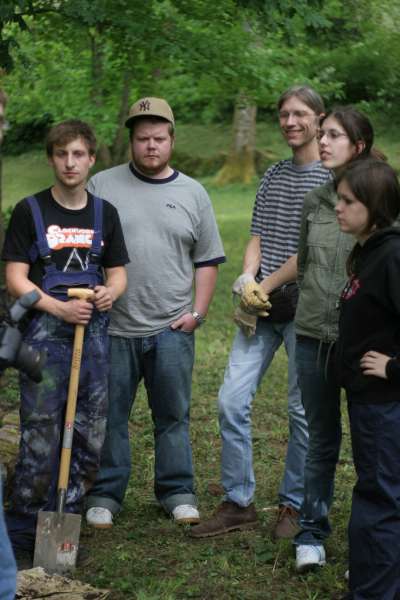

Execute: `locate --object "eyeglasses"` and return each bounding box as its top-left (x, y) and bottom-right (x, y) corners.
top-left (317, 129), bottom-right (348, 142)
top-left (278, 110), bottom-right (316, 121)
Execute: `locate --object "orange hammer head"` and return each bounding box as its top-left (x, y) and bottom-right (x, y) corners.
top-left (67, 288), bottom-right (95, 301)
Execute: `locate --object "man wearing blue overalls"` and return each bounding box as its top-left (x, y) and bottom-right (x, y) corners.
top-left (2, 119), bottom-right (129, 568)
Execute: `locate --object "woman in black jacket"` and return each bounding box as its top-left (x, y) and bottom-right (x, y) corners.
top-left (336, 159), bottom-right (400, 600)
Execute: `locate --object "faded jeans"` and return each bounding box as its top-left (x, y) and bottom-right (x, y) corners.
top-left (218, 319), bottom-right (308, 509)
top-left (87, 328), bottom-right (197, 514)
top-left (294, 335), bottom-right (342, 546)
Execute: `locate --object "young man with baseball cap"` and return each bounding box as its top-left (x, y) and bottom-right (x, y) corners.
top-left (85, 97), bottom-right (225, 527)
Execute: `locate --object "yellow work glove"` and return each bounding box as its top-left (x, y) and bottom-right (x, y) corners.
top-left (240, 281), bottom-right (271, 316)
top-left (232, 273), bottom-right (255, 296)
top-left (233, 306), bottom-right (258, 337)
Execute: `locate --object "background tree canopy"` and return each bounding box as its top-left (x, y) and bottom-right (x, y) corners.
top-left (1, 0), bottom-right (399, 172)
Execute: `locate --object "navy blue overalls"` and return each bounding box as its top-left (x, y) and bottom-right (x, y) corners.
top-left (6, 195), bottom-right (110, 553)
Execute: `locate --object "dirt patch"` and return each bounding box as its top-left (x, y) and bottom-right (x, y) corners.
top-left (17, 567), bottom-right (110, 599)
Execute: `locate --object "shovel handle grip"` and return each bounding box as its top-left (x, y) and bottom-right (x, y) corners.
top-left (67, 288), bottom-right (95, 301)
top-left (58, 288), bottom-right (94, 498)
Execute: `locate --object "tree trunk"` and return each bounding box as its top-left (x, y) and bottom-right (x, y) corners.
top-left (90, 29), bottom-right (112, 168)
top-left (215, 95), bottom-right (257, 185)
top-left (110, 69), bottom-right (133, 165)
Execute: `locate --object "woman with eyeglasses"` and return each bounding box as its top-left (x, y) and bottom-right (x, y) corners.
top-left (261, 106), bottom-right (382, 572)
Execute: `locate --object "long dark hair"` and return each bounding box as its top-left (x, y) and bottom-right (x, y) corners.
top-left (336, 159), bottom-right (400, 275)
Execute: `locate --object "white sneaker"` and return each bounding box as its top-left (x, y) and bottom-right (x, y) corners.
top-left (86, 507), bottom-right (113, 529)
top-left (345, 569), bottom-right (349, 580)
top-left (295, 544), bottom-right (326, 573)
top-left (171, 504), bottom-right (200, 524)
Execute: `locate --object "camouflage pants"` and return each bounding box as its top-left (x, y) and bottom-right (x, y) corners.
top-left (6, 310), bottom-right (109, 551)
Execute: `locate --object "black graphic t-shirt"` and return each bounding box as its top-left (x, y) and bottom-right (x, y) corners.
top-left (2, 188), bottom-right (129, 288)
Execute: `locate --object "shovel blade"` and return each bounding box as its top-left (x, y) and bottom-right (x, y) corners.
top-left (33, 510), bottom-right (81, 574)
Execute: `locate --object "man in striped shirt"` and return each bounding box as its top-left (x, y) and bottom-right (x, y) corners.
top-left (191, 85), bottom-right (330, 539)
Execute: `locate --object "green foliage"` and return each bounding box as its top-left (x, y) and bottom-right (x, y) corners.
top-left (308, 0), bottom-right (400, 114)
top-left (2, 112), bottom-right (51, 154)
top-left (3, 22), bottom-right (123, 143)
top-left (0, 0), bottom-right (40, 71)
top-left (319, 36), bottom-right (400, 109)
top-left (2, 0), bottom-right (400, 128)
top-left (0, 0), bottom-right (369, 154)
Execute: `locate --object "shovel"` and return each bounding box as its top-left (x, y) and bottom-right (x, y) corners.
top-left (33, 288), bottom-right (94, 574)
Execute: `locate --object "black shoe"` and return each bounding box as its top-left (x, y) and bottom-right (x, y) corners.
top-left (14, 548), bottom-right (33, 570)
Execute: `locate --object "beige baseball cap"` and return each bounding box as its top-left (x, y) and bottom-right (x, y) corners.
top-left (125, 97), bottom-right (175, 128)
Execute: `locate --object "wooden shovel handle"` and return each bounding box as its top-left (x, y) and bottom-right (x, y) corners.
top-left (58, 288), bottom-right (94, 494)
top-left (67, 288), bottom-right (95, 301)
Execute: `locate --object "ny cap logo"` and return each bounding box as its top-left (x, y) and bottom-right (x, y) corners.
top-left (139, 100), bottom-right (151, 112)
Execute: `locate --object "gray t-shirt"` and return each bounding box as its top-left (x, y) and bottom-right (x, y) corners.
top-left (88, 163), bottom-right (225, 336)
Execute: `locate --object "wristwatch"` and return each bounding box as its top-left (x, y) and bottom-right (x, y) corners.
top-left (191, 311), bottom-right (206, 326)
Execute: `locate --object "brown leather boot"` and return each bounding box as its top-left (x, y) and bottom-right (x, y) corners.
top-left (189, 501), bottom-right (258, 538)
top-left (273, 504), bottom-right (300, 539)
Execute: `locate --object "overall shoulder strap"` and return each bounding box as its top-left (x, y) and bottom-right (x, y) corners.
top-left (26, 195), bottom-right (52, 258)
top-left (90, 196), bottom-right (103, 256)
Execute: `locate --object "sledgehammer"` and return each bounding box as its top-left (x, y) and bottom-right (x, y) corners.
top-left (33, 287), bottom-right (94, 574)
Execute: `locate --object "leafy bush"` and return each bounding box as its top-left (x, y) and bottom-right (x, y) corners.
top-left (2, 113), bottom-right (53, 155)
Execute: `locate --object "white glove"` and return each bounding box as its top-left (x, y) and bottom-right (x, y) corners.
top-left (232, 273), bottom-right (255, 296)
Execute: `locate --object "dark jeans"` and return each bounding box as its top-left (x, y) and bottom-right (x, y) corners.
top-left (87, 328), bottom-right (197, 514)
top-left (294, 335), bottom-right (342, 546)
top-left (6, 311), bottom-right (109, 552)
top-left (347, 399), bottom-right (400, 600)
top-left (0, 472), bottom-right (16, 599)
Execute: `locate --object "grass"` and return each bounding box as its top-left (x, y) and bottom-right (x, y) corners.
top-left (1, 117), bottom-right (386, 598)
top-left (2, 151), bottom-right (53, 210)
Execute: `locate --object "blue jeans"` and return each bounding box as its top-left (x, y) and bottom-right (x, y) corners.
top-left (218, 319), bottom-right (308, 509)
top-left (0, 472), bottom-right (16, 600)
top-left (87, 328), bottom-right (197, 514)
top-left (294, 336), bottom-right (342, 546)
top-left (347, 400), bottom-right (400, 600)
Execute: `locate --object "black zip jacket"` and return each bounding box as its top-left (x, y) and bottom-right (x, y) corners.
top-left (337, 228), bottom-right (400, 403)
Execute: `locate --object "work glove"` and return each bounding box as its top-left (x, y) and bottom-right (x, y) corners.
top-left (240, 281), bottom-right (271, 316)
top-left (232, 274), bottom-right (271, 315)
top-left (232, 273), bottom-right (256, 296)
top-left (233, 306), bottom-right (258, 337)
